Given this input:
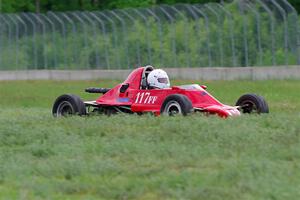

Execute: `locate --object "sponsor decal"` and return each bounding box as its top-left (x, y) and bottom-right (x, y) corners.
top-left (135, 92), bottom-right (158, 104)
top-left (117, 98), bottom-right (130, 103)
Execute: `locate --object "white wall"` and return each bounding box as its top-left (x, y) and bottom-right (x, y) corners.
top-left (1, 66), bottom-right (300, 81)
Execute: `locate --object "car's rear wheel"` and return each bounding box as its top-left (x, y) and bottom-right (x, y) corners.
top-left (160, 94), bottom-right (193, 116)
top-left (52, 94), bottom-right (86, 117)
top-left (235, 94), bottom-right (269, 114)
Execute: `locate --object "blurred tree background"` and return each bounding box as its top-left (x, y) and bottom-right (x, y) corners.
top-left (0, 0), bottom-right (299, 69)
top-left (0, 0), bottom-right (298, 13)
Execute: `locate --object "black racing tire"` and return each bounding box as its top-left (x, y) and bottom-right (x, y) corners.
top-left (52, 94), bottom-right (86, 117)
top-left (235, 94), bottom-right (269, 114)
top-left (160, 94), bottom-right (193, 116)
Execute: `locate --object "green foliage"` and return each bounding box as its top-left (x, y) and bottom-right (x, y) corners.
top-left (0, 0), bottom-right (222, 13)
top-left (2, 0), bottom-right (300, 14)
top-left (1, 0), bottom-right (36, 13)
top-left (289, 0), bottom-right (300, 13)
top-left (0, 1), bottom-right (299, 69)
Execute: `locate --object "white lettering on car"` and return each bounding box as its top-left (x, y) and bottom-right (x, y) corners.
top-left (151, 96), bottom-right (158, 104)
top-left (143, 92), bottom-right (150, 104)
top-left (135, 92), bottom-right (158, 104)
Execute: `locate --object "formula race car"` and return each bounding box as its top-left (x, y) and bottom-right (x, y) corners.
top-left (52, 66), bottom-right (269, 118)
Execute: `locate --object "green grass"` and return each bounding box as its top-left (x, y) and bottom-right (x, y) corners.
top-left (0, 80), bottom-right (300, 199)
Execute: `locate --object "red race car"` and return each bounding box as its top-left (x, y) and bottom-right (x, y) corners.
top-left (52, 66), bottom-right (269, 118)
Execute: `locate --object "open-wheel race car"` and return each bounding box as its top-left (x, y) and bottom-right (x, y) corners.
top-left (52, 66), bottom-right (269, 118)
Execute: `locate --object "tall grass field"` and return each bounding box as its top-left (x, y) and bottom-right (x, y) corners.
top-left (0, 79), bottom-right (300, 199)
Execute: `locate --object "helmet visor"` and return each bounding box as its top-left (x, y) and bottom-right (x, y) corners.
top-left (157, 77), bottom-right (169, 84)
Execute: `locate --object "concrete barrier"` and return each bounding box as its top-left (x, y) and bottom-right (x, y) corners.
top-left (0, 66), bottom-right (300, 81)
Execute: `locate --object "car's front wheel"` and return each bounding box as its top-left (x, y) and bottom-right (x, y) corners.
top-left (160, 94), bottom-right (193, 116)
top-left (235, 93), bottom-right (269, 114)
top-left (52, 94), bottom-right (86, 117)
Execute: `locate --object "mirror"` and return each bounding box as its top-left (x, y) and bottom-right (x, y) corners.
top-left (200, 85), bottom-right (207, 90)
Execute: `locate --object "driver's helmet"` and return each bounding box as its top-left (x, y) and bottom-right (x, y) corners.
top-left (147, 69), bottom-right (170, 89)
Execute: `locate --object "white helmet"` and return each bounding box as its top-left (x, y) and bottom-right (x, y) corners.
top-left (147, 69), bottom-right (170, 89)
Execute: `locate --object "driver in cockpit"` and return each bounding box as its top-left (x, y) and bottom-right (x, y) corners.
top-left (146, 66), bottom-right (170, 89)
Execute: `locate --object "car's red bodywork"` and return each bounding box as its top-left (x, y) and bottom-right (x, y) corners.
top-left (93, 67), bottom-right (240, 118)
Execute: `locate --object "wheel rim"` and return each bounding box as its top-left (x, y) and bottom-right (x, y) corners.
top-left (241, 100), bottom-right (258, 113)
top-left (57, 101), bottom-right (74, 116)
top-left (165, 101), bottom-right (182, 116)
